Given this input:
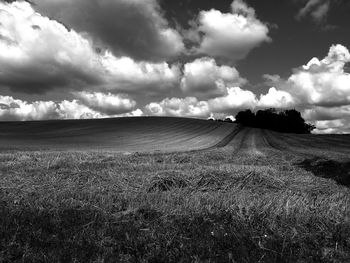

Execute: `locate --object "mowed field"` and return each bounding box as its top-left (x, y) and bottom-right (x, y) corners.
top-left (0, 117), bottom-right (350, 262)
top-left (0, 117), bottom-right (236, 152)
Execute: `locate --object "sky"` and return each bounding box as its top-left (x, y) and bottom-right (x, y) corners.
top-left (0, 0), bottom-right (350, 133)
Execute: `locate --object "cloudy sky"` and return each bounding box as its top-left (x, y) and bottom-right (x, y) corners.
top-left (0, 0), bottom-right (350, 133)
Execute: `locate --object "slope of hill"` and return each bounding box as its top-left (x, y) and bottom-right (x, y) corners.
top-left (0, 117), bottom-right (237, 152)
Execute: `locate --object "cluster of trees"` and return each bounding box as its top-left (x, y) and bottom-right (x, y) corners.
top-left (234, 108), bottom-right (315, 134)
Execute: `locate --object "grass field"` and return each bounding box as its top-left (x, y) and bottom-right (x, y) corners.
top-left (0, 117), bottom-right (350, 262)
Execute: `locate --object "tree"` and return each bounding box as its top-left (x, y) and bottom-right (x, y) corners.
top-left (235, 109), bottom-right (255, 127)
top-left (234, 108), bottom-right (315, 134)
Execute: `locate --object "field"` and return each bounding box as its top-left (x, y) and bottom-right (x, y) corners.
top-left (0, 117), bottom-right (235, 152)
top-left (0, 117), bottom-right (350, 262)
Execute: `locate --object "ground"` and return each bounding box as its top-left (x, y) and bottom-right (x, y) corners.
top-left (0, 118), bottom-right (349, 262)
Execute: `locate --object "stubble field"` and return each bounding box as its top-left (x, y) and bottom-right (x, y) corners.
top-left (0, 117), bottom-right (349, 262)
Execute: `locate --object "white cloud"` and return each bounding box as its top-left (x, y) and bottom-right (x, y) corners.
top-left (208, 87), bottom-right (258, 113)
top-left (287, 44), bottom-right (350, 107)
top-left (101, 52), bottom-right (181, 93)
top-left (144, 85), bottom-right (300, 119)
top-left (123, 109), bottom-right (144, 117)
top-left (180, 57), bottom-right (246, 99)
top-left (0, 1), bottom-right (180, 95)
top-left (188, 0), bottom-right (270, 61)
top-left (263, 44), bottom-right (350, 133)
top-left (258, 87), bottom-right (295, 108)
top-left (145, 97), bottom-right (210, 118)
top-left (57, 100), bottom-right (104, 120)
top-left (0, 95), bottom-right (102, 121)
top-left (145, 86), bottom-right (264, 118)
top-left (0, 1), bottom-right (103, 93)
top-left (264, 44), bottom-right (350, 108)
top-left (74, 91), bottom-right (136, 115)
top-left (0, 95), bottom-right (60, 121)
top-left (0, 93), bottom-right (143, 121)
top-left (32, 0), bottom-right (184, 61)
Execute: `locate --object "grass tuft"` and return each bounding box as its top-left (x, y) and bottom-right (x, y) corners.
top-left (147, 171), bottom-right (189, 192)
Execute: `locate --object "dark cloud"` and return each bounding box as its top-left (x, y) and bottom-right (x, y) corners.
top-left (303, 105), bottom-right (350, 121)
top-left (0, 64), bottom-right (102, 94)
top-left (33, 0), bottom-right (184, 62)
top-left (296, 0), bottom-right (331, 23)
top-left (0, 1), bottom-right (180, 96)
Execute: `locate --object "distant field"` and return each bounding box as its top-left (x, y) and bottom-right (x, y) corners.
top-left (1, 118), bottom-right (350, 262)
top-left (0, 117), bottom-right (236, 152)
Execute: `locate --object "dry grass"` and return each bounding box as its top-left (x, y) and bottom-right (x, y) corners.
top-left (0, 125), bottom-right (350, 262)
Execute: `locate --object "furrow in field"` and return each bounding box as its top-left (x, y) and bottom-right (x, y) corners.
top-left (246, 129), bottom-right (266, 156)
top-left (263, 129), bottom-right (350, 161)
top-left (224, 128), bottom-right (270, 157)
top-left (212, 126), bottom-right (243, 148)
top-left (0, 117), bottom-right (237, 152)
top-left (225, 126), bottom-right (250, 154)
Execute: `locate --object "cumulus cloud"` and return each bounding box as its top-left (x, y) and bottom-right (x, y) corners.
top-left (303, 105), bottom-right (350, 121)
top-left (101, 52), bottom-right (181, 94)
top-left (264, 44), bottom-right (350, 133)
top-left (187, 0), bottom-right (270, 61)
top-left (32, 0), bottom-right (184, 61)
top-left (56, 100), bottom-right (105, 120)
top-left (258, 87), bottom-right (295, 108)
top-left (0, 1), bottom-right (103, 94)
top-left (296, 0), bottom-right (331, 23)
top-left (0, 95), bottom-right (101, 121)
top-left (144, 86), bottom-right (293, 118)
top-left (144, 97), bottom-right (210, 118)
top-left (283, 44), bottom-right (350, 107)
top-left (74, 91), bottom-right (136, 115)
top-left (0, 92), bottom-right (142, 121)
top-left (0, 95), bottom-right (59, 121)
top-left (208, 87), bottom-right (258, 113)
top-left (0, 1), bottom-right (180, 95)
top-left (180, 57), bottom-right (247, 99)
top-left (122, 109), bottom-right (144, 117)
top-left (302, 105), bottom-right (350, 134)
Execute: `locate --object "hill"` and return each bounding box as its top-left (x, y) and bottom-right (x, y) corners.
top-left (0, 117), bottom-right (237, 152)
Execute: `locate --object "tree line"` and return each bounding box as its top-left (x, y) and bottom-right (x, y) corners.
top-left (212, 108), bottom-right (315, 134)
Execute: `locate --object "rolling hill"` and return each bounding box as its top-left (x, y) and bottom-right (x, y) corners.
top-left (0, 117), bottom-right (237, 152)
top-left (1, 118), bottom-right (350, 262)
